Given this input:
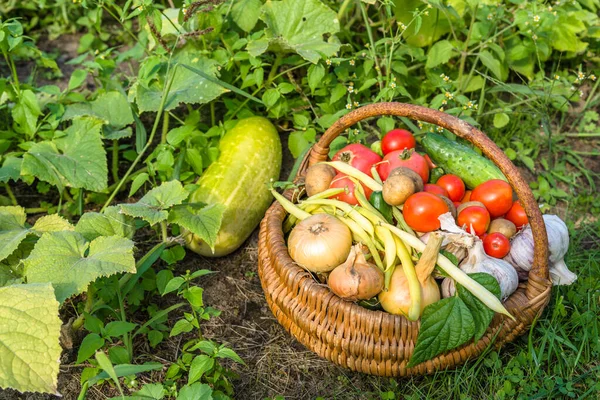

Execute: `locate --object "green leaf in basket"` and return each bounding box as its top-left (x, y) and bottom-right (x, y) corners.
top-left (407, 297), bottom-right (474, 368)
top-left (457, 273), bottom-right (502, 342)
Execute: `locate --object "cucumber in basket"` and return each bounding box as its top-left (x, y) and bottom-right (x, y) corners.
top-left (422, 133), bottom-right (507, 188)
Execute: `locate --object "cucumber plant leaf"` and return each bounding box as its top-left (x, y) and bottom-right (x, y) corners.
top-left (63, 91), bottom-right (134, 129)
top-left (0, 206), bottom-right (74, 262)
top-left (247, 0), bottom-right (341, 64)
top-left (76, 206), bottom-right (136, 241)
top-left (120, 180), bottom-right (189, 225)
top-left (0, 283), bottom-right (62, 394)
top-left (0, 157), bottom-right (22, 183)
top-left (21, 117), bottom-right (108, 192)
top-left (168, 203), bottom-right (225, 252)
top-left (133, 48), bottom-right (229, 113)
top-left (231, 0), bottom-right (262, 32)
top-left (407, 297), bottom-right (475, 367)
top-left (457, 273), bottom-right (502, 341)
top-left (24, 231), bottom-right (135, 303)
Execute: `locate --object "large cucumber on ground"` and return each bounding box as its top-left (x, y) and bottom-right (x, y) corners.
top-left (421, 133), bottom-right (507, 188)
top-left (186, 117), bottom-right (282, 257)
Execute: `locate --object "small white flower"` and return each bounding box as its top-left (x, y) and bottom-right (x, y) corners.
top-left (554, 74), bottom-right (560, 80)
top-left (443, 76), bottom-right (450, 82)
top-left (590, 74), bottom-right (597, 81)
top-left (362, 52), bottom-right (367, 57)
top-left (348, 85), bottom-right (354, 93)
top-left (570, 86), bottom-right (576, 91)
top-left (532, 34), bottom-right (538, 40)
top-left (444, 91), bottom-right (454, 99)
top-left (399, 22), bottom-right (407, 30)
top-left (353, 101), bottom-right (359, 107)
top-left (436, 126), bottom-right (444, 132)
top-left (349, 59), bottom-right (355, 66)
top-left (346, 103), bottom-right (352, 110)
top-left (579, 90), bottom-right (584, 97)
top-left (424, 10), bottom-right (429, 16)
top-left (326, 59), bottom-right (332, 66)
top-left (440, 73), bottom-right (446, 78)
top-left (439, 107), bottom-right (444, 111)
top-left (548, 6), bottom-right (553, 11)
top-left (441, 99), bottom-right (447, 105)
top-left (390, 82), bottom-right (397, 88)
top-left (533, 15), bottom-right (540, 22)
top-left (577, 71), bottom-right (585, 79)
top-left (487, 13), bottom-right (493, 20)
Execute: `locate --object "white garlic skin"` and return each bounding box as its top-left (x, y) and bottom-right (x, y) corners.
top-left (442, 241), bottom-right (519, 301)
top-left (504, 214), bottom-right (576, 285)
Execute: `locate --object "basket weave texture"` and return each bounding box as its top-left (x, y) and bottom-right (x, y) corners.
top-left (257, 103), bottom-right (552, 376)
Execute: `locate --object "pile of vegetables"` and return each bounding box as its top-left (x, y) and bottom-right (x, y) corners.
top-left (272, 125), bottom-right (577, 365)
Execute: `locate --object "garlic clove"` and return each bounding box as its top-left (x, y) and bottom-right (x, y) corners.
top-left (549, 258), bottom-right (577, 286)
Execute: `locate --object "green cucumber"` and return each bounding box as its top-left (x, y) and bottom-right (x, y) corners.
top-left (421, 133), bottom-right (506, 188)
top-left (369, 191), bottom-right (392, 223)
top-left (185, 117), bottom-right (282, 257)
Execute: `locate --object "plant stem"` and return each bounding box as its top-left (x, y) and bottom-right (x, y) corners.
top-left (210, 102), bottom-right (216, 126)
top-left (116, 280), bottom-right (133, 361)
top-left (101, 64), bottom-right (179, 212)
top-left (359, 1), bottom-right (383, 89)
top-left (2, 49), bottom-right (20, 92)
top-left (458, 6), bottom-right (476, 90)
top-left (112, 140), bottom-right (120, 183)
top-left (25, 207), bottom-right (47, 214)
top-left (4, 184), bottom-right (17, 206)
top-left (161, 111), bottom-right (170, 144)
top-left (160, 221), bottom-right (168, 242)
top-left (338, 0), bottom-right (353, 21)
top-left (267, 54), bottom-right (283, 86)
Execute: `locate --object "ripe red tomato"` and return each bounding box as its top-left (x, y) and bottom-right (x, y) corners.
top-left (403, 192), bottom-right (449, 232)
top-left (377, 150), bottom-right (429, 183)
top-left (424, 184), bottom-right (449, 198)
top-left (436, 174), bottom-right (466, 202)
top-left (457, 206), bottom-right (490, 236)
top-left (332, 144), bottom-right (382, 175)
top-left (505, 200), bottom-right (528, 230)
top-left (329, 173), bottom-right (373, 205)
top-left (483, 232), bottom-right (511, 258)
top-left (381, 129), bottom-right (416, 154)
top-left (471, 179), bottom-right (513, 218)
top-left (461, 190), bottom-right (472, 203)
top-left (424, 154), bottom-right (437, 169)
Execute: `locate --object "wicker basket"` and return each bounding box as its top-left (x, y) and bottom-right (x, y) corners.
top-left (257, 102), bottom-right (552, 376)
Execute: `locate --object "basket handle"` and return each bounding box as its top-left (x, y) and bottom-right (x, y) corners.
top-left (305, 102), bottom-right (550, 284)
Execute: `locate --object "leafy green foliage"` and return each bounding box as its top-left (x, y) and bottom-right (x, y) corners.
top-left (248, 0), bottom-right (341, 63)
top-left (21, 117), bottom-right (108, 192)
top-left (168, 204), bottom-right (225, 251)
top-left (120, 180), bottom-right (189, 225)
top-left (24, 231), bottom-right (136, 303)
top-left (0, 283), bottom-right (61, 394)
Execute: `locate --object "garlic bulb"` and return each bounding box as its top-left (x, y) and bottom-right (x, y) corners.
top-left (504, 214), bottom-right (576, 286)
top-left (442, 240), bottom-right (519, 301)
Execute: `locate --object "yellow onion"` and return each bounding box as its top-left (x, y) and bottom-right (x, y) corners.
top-left (328, 245), bottom-right (384, 301)
top-left (288, 214), bottom-right (352, 272)
top-left (379, 233), bottom-right (442, 316)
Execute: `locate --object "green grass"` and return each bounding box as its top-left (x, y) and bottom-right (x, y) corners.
top-left (345, 221), bottom-right (600, 399)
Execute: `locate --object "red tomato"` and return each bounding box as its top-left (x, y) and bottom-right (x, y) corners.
top-left (436, 174), bottom-right (466, 202)
top-left (483, 232), bottom-right (511, 258)
top-left (453, 201), bottom-right (461, 208)
top-left (377, 150), bottom-right (429, 183)
top-left (461, 190), bottom-right (472, 203)
top-left (381, 129), bottom-right (416, 154)
top-left (424, 184), bottom-right (449, 198)
top-left (332, 144), bottom-right (382, 175)
top-left (457, 206), bottom-right (490, 236)
top-left (403, 192), bottom-right (449, 232)
top-left (505, 200), bottom-right (528, 230)
top-left (471, 179), bottom-right (513, 218)
top-left (424, 154), bottom-right (437, 169)
top-left (329, 174), bottom-right (373, 205)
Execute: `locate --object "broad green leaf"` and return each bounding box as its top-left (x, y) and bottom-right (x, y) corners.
top-left (134, 48), bottom-right (229, 113)
top-left (170, 319), bottom-right (194, 337)
top-left (111, 383), bottom-right (165, 400)
top-left (0, 157), bottom-right (22, 183)
top-left (493, 113), bottom-right (510, 129)
top-left (307, 64), bottom-right (325, 94)
top-left (479, 51), bottom-right (507, 81)
top-left (77, 333), bottom-right (105, 364)
top-left (551, 14), bottom-right (588, 53)
top-left (262, 88), bottom-right (280, 108)
top-left (33, 214), bottom-right (75, 233)
top-left (0, 267), bottom-right (19, 287)
top-left (95, 352), bottom-right (122, 393)
top-left (104, 321), bottom-right (138, 338)
top-left (425, 40), bottom-right (456, 69)
top-left (0, 206), bottom-right (28, 262)
top-left (288, 130), bottom-right (315, 158)
top-left (188, 355), bottom-right (214, 384)
top-left (24, 231), bottom-right (136, 303)
top-left (231, 0), bottom-right (262, 32)
top-left (68, 69), bottom-right (88, 91)
top-left (176, 383), bottom-right (213, 400)
top-left (407, 297), bottom-right (475, 367)
top-left (86, 363), bottom-right (162, 386)
top-left (0, 283), bottom-right (62, 394)
top-left (76, 206), bottom-right (136, 241)
top-left (462, 75), bottom-right (485, 93)
top-left (249, 0), bottom-right (341, 64)
top-left (168, 204), bottom-right (224, 251)
top-left (216, 347), bottom-right (245, 365)
top-left (161, 276), bottom-right (185, 295)
top-left (120, 180), bottom-right (189, 225)
top-left (12, 89), bottom-right (41, 137)
top-left (129, 172), bottom-right (150, 197)
top-left (457, 273), bottom-right (502, 341)
top-left (21, 117), bottom-right (108, 192)
top-left (63, 91), bottom-right (134, 129)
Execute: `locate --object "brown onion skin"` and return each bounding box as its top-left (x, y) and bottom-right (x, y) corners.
top-left (378, 267), bottom-right (440, 316)
top-left (288, 214), bottom-right (352, 272)
top-left (328, 248), bottom-right (384, 301)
